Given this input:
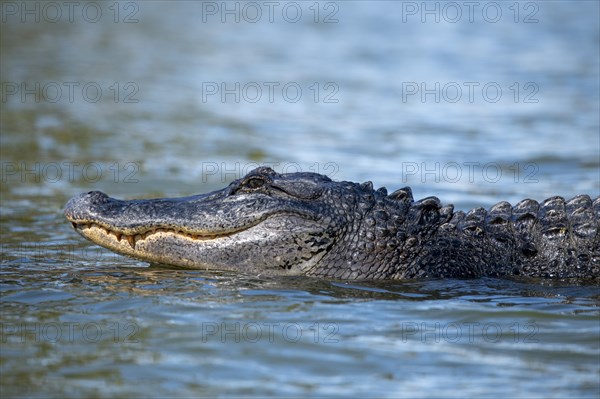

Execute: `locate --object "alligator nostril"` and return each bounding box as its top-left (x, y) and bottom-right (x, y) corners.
top-left (85, 191), bottom-right (110, 203)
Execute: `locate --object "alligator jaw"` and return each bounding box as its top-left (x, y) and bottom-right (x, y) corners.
top-left (69, 221), bottom-right (240, 250)
top-left (67, 218), bottom-right (277, 270)
top-left (62, 187), bottom-right (279, 265)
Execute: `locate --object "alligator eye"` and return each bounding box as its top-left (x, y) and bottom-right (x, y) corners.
top-left (245, 177), bottom-right (265, 189)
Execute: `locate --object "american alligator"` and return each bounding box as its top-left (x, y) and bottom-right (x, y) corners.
top-left (64, 167), bottom-right (600, 280)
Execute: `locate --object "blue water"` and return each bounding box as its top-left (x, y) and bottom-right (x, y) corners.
top-left (1, 1), bottom-right (599, 397)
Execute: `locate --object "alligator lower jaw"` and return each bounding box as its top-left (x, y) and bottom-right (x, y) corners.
top-left (71, 222), bottom-right (233, 250)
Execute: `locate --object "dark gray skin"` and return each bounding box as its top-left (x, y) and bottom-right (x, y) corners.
top-left (65, 166), bottom-right (600, 280)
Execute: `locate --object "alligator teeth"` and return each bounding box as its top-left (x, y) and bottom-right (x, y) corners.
top-left (125, 235), bottom-right (135, 249)
top-left (72, 221), bottom-right (228, 245)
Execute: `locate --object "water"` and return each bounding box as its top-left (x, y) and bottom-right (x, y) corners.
top-left (1, 1), bottom-right (599, 397)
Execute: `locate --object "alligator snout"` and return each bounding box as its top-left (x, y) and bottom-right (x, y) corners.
top-left (64, 191), bottom-right (110, 221)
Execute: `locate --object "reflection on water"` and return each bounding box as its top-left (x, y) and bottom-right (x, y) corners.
top-left (1, 1), bottom-right (599, 397)
top-left (2, 261), bottom-right (599, 397)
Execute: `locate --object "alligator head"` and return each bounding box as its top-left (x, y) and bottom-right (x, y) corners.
top-left (64, 167), bottom-right (364, 276)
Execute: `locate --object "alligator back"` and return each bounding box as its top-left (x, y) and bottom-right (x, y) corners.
top-left (402, 195), bottom-right (600, 279)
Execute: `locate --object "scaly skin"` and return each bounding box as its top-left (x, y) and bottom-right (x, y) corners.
top-left (64, 167), bottom-right (600, 280)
